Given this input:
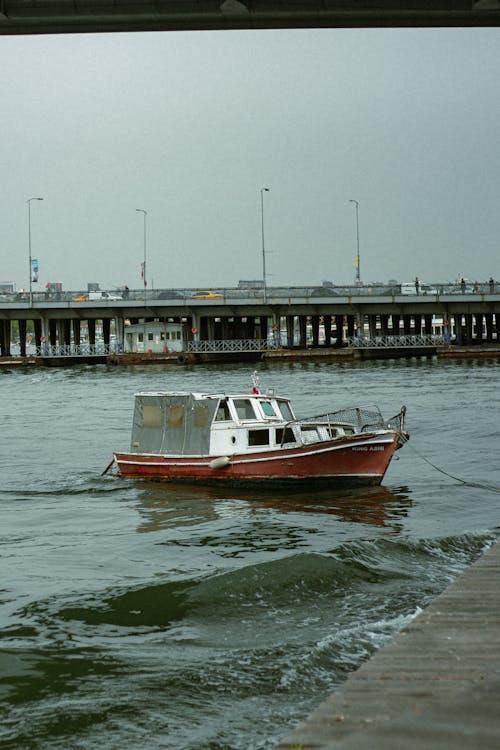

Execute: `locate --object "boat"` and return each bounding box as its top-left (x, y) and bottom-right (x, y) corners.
top-left (112, 374), bottom-right (408, 487)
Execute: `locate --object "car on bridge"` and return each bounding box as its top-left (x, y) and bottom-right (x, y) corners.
top-left (192, 290), bottom-right (223, 300)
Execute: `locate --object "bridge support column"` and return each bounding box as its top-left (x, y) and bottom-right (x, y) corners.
top-left (298, 316), bottom-right (307, 348)
top-left (485, 313), bottom-right (494, 343)
top-left (380, 314), bottom-right (390, 336)
top-left (19, 319), bottom-right (27, 357)
top-left (368, 315), bottom-right (377, 338)
top-left (88, 319), bottom-right (96, 346)
top-left (102, 319), bottom-right (111, 348)
top-left (35, 319), bottom-right (43, 349)
top-left (311, 315), bottom-right (320, 347)
top-left (403, 314), bottom-right (412, 335)
top-left (414, 314), bottom-right (423, 335)
top-left (49, 320), bottom-right (57, 347)
top-left (322, 315), bottom-right (331, 346)
top-left (392, 314), bottom-right (400, 335)
top-left (114, 317), bottom-right (124, 352)
top-left (346, 315), bottom-right (355, 339)
top-left (286, 316), bottom-right (294, 348)
top-left (0, 320), bottom-right (11, 356)
top-left (72, 319), bottom-right (81, 347)
top-left (260, 315), bottom-right (268, 343)
top-left (335, 315), bottom-right (345, 347)
top-left (475, 314), bottom-right (483, 343)
top-left (424, 314), bottom-right (433, 335)
top-left (464, 314), bottom-right (473, 344)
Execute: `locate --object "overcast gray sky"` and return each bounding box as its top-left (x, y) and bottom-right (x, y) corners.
top-left (1, 27), bottom-right (499, 292)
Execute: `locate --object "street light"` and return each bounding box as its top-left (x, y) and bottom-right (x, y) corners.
top-left (349, 199), bottom-right (361, 285)
top-left (27, 197), bottom-right (43, 307)
top-left (136, 208), bottom-right (147, 296)
top-left (260, 188), bottom-right (270, 302)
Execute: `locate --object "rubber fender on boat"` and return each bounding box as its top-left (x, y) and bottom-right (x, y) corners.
top-left (208, 456), bottom-right (231, 470)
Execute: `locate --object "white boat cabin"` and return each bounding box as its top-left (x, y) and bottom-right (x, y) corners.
top-left (129, 391), bottom-right (372, 457)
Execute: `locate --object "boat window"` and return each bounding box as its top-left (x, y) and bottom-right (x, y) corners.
top-left (261, 401), bottom-right (276, 417)
top-left (167, 404), bottom-right (184, 428)
top-left (233, 399), bottom-right (257, 420)
top-left (248, 429), bottom-right (269, 446)
top-left (277, 400), bottom-right (294, 421)
top-left (142, 405), bottom-right (162, 428)
top-left (215, 399), bottom-right (231, 421)
top-left (276, 427), bottom-right (296, 445)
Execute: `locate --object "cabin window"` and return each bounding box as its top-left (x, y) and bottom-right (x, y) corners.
top-left (261, 401), bottom-right (276, 417)
top-left (277, 400), bottom-right (294, 421)
top-left (167, 404), bottom-right (184, 428)
top-left (248, 429), bottom-right (269, 446)
top-left (193, 404), bottom-right (209, 427)
top-left (215, 399), bottom-right (231, 421)
top-left (142, 405), bottom-right (162, 428)
top-left (276, 427), bottom-right (296, 445)
top-left (233, 399), bottom-right (257, 420)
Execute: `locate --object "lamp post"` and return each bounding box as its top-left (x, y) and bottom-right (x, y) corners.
top-left (260, 188), bottom-right (270, 302)
top-left (27, 197), bottom-right (43, 307)
top-left (349, 199), bottom-right (361, 285)
top-left (136, 208), bottom-right (148, 352)
top-left (136, 208), bottom-right (147, 296)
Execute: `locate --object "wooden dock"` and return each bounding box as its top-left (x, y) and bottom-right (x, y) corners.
top-left (278, 541), bottom-right (500, 750)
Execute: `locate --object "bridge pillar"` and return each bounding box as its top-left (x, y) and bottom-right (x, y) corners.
top-left (88, 319), bottom-right (96, 346)
top-left (475, 313), bottom-right (483, 343)
top-left (0, 320), bottom-right (11, 356)
top-left (368, 315), bottom-right (377, 338)
top-left (414, 314), bottom-right (423, 335)
top-left (464, 314), bottom-right (473, 344)
top-left (392, 314), bottom-right (400, 335)
top-left (424, 314), bottom-right (433, 335)
top-left (298, 316), bottom-right (307, 348)
top-left (286, 316), bottom-right (294, 348)
top-left (102, 319), bottom-right (111, 347)
top-left (311, 315), bottom-right (320, 347)
top-left (114, 317), bottom-right (124, 351)
top-left (380, 314), bottom-right (390, 336)
top-left (485, 313), bottom-right (494, 343)
top-left (346, 315), bottom-right (355, 339)
top-left (323, 315), bottom-right (332, 346)
top-left (49, 319), bottom-right (57, 347)
top-left (19, 319), bottom-right (27, 357)
top-left (335, 315), bottom-right (345, 347)
top-left (72, 319), bottom-right (81, 347)
top-left (34, 319), bottom-right (43, 349)
top-left (403, 314), bottom-right (412, 335)
top-left (260, 315), bottom-right (268, 343)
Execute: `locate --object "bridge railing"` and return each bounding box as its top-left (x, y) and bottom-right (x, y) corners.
top-left (348, 334), bottom-right (445, 348)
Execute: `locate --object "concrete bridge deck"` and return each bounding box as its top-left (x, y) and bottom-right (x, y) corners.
top-left (278, 540), bottom-right (500, 749)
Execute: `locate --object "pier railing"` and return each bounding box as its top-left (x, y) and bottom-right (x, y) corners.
top-left (186, 338), bottom-right (273, 353)
top-left (348, 334), bottom-right (445, 348)
top-left (35, 344), bottom-right (119, 357)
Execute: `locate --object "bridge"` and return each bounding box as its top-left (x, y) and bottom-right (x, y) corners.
top-left (1, 1), bottom-right (500, 36)
top-left (0, 284), bottom-right (497, 359)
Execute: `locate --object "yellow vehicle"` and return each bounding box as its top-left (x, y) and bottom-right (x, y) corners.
top-left (191, 290), bottom-right (223, 300)
top-left (73, 293), bottom-right (89, 302)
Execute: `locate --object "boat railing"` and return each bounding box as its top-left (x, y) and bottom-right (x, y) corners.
top-left (282, 404), bottom-right (387, 445)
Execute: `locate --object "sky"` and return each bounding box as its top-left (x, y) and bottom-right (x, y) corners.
top-left (1, 26), bottom-right (499, 292)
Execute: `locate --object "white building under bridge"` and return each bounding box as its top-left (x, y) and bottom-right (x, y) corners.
top-left (124, 320), bottom-right (186, 353)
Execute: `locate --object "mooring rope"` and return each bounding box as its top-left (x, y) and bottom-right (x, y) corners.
top-left (398, 433), bottom-right (500, 493)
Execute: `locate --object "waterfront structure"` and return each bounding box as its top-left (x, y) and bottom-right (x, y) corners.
top-left (0, 285), bottom-right (498, 359)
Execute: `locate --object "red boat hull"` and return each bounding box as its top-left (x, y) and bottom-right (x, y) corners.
top-left (114, 431), bottom-right (399, 486)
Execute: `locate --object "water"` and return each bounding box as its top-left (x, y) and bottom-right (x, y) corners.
top-left (1, 358), bottom-right (499, 749)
